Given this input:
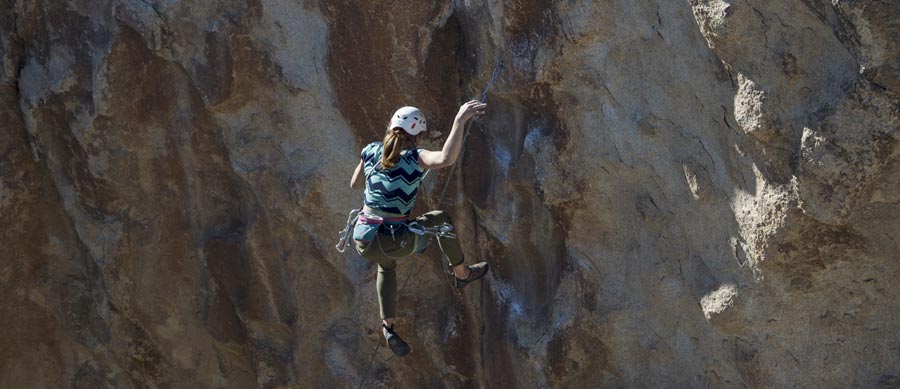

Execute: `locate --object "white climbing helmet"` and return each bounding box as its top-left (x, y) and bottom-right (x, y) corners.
top-left (389, 106), bottom-right (427, 136)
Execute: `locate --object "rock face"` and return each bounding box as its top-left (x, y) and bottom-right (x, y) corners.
top-left (1, 0), bottom-right (898, 387)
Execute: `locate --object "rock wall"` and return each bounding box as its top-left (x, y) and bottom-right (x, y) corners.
top-left (1, 0), bottom-right (897, 387)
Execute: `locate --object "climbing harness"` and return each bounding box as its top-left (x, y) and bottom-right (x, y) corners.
top-left (334, 208), bottom-right (457, 254)
top-left (351, 60), bottom-right (504, 389)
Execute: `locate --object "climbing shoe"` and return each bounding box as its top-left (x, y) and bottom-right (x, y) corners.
top-left (382, 324), bottom-right (410, 357)
top-left (455, 262), bottom-right (490, 289)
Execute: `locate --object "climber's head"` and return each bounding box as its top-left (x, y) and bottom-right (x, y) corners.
top-left (381, 106), bottom-right (426, 169)
top-left (389, 106), bottom-right (427, 136)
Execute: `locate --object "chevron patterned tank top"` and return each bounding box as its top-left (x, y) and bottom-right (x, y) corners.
top-left (361, 142), bottom-right (425, 216)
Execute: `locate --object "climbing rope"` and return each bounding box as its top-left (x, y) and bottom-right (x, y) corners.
top-left (433, 60), bottom-right (502, 209)
top-left (356, 61), bottom-right (504, 388)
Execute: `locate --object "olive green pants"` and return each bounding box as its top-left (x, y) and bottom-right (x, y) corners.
top-left (355, 210), bottom-right (464, 319)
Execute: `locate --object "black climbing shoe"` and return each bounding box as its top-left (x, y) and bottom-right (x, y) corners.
top-left (382, 324), bottom-right (410, 357)
top-left (455, 262), bottom-right (490, 289)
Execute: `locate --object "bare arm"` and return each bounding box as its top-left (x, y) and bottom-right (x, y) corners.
top-left (350, 160), bottom-right (365, 189)
top-left (419, 100), bottom-right (486, 169)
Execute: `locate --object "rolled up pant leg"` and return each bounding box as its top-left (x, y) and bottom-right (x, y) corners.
top-left (416, 210), bottom-right (464, 267)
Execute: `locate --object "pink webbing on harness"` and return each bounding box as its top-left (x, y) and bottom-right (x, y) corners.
top-left (358, 213), bottom-right (406, 225)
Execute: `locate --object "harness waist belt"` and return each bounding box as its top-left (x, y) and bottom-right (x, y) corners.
top-left (362, 206), bottom-right (408, 221)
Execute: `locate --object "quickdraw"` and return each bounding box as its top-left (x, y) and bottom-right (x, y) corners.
top-left (335, 208), bottom-right (360, 253)
top-left (480, 60), bottom-right (504, 103)
top-left (406, 221), bottom-right (456, 239)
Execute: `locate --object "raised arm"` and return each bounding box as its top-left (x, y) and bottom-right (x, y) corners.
top-left (419, 100), bottom-right (486, 169)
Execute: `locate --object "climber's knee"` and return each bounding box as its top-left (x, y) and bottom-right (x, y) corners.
top-left (425, 209), bottom-right (450, 225)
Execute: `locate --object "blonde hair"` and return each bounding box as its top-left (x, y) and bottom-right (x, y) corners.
top-left (380, 127), bottom-right (407, 169)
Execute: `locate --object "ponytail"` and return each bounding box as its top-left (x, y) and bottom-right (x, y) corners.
top-left (381, 128), bottom-right (405, 169)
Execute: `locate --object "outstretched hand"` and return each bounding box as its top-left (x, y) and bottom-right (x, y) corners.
top-left (455, 100), bottom-right (487, 123)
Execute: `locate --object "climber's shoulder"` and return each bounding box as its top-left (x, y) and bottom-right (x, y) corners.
top-left (361, 142), bottom-right (383, 160)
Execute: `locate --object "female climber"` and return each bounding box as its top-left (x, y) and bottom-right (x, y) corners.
top-left (349, 101), bottom-right (490, 357)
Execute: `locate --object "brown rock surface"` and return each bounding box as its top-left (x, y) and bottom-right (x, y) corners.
top-left (2, 0), bottom-right (898, 387)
